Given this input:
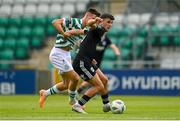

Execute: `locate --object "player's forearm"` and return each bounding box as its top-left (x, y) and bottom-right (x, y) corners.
top-left (52, 19), bottom-right (65, 35)
top-left (67, 29), bottom-right (85, 35)
top-left (111, 44), bottom-right (120, 56)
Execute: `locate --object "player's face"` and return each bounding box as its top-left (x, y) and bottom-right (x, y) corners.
top-left (101, 18), bottom-right (113, 31)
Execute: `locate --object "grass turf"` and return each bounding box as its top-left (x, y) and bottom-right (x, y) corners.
top-left (0, 95), bottom-right (180, 120)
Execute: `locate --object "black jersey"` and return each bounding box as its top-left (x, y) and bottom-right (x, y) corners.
top-left (94, 36), bottom-right (112, 67)
top-left (75, 25), bottom-right (106, 61)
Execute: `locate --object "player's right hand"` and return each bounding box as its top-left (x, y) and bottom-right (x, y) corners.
top-left (95, 17), bottom-right (103, 24)
top-left (63, 32), bottom-right (72, 39)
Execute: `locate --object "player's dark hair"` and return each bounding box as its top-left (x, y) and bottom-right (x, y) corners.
top-left (100, 13), bottom-right (114, 20)
top-left (87, 8), bottom-right (101, 17)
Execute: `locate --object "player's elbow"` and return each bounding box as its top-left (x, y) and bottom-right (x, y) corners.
top-left (52, 19), bottom-right (63, 27)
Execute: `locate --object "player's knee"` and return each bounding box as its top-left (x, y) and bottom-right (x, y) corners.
top-left (101, 76), bottom-right (108, 86)
top-left (96, 84), bottom-right (105, 93)
top-left (71, 75), bottom-right (80, 83)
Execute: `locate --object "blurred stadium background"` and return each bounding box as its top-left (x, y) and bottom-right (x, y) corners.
top-left (0, 0), bottom-right (180, 120)
top-left (0, 0), bottom-right (180, 96)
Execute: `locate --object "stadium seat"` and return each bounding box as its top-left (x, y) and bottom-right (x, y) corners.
top-left (140, 13), bottom-right (151, 25)
top-left (31, 37), bottom-right (43, 49)
top-left (121, 38), bottom-right (132, 49)
top-left (15, 48), bottom-right (29, 59)
top-left (21, 16), bottom-right (34, 26)
top-left (8, 17), bottom-right (21, 27)
top-left (0, 27), bottom-right (6, 38)
top-left (6, 26), bottom-right (19, 38)
top-left (34, 17), bottom-right (47, 26)
top-left (173, 36), bottom-right (180, 46)
top-left (4, 37), bottom-right (16, 49)
top-left (120, 26), bottom-right (135, 37)
top-left (2, 0), bottom-right (14, 5)
top-left (100, 61), bottom-right (115, 69)
top-left (0, 49), bottom-right (14, 60)
top-left (39, 0), bottom-right (51, 4)
top-left (0, 17), bottom-right (9, 27)
top-left (26, 0), bottom-right (38, 4)
top-left (47, 24), bottom-right (56, 36)
top-left (0, 4), bottom-right (11, 16)
top-left (0, 38), bottom-right (3, 49)
top-left (49, 4), bottom-right (62, 16)
top-left (103, 48), bottom-right (116, 60)
top-left (14, 0), bottom-right (26, 5)
top-left (160, 36), bottom-right (169, 46)
top-left (16, 37), bottom-right (30, 49)
top-left (24, 4), bottom-right (37, 16)
top-left (11, 4), bottom-right (24, 16)
top-left (133, 37), bottom-right (145, 48)
top-left (76, 2), bottom-right (87, 13)
top-left (120, 48), bottom-right (131, 60)
top-left (62, 3), bottom-right (75, 16)
top-left (32, 26), bottom-right (45, 38)
top-left (20, 26), bottom-right (32, 38)
top-left (137, 26), bottom-right (148, 37)
top-left (37, 4), bottom-right (49, 16)
top-left (107, 26), bottom-right (122, 38)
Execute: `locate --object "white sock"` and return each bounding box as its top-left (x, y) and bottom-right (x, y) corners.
top-left (45, 85), bottom-right (61, 96)
top-left (68, 89), bottom-right (77, 99)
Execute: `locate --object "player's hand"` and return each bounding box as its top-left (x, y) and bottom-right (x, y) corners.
top-left (92, 59), bottom-right (97, 65)
top-left (63, 32), bottom-right (72, 39)
top-left (95, 17), bottom-right (103, 24)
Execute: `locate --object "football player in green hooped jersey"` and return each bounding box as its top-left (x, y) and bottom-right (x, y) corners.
top-left (39, 8), bottom-right (101, 109)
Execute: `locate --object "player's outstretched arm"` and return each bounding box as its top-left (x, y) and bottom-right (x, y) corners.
top-left (87, 17), bottom-right (103, 29)
top-left (110, 44), bottom-right (120, 56)
top-left (66, 29), bottom-right (85, 36)
top-left (52, 19), bottom-right (71, 38)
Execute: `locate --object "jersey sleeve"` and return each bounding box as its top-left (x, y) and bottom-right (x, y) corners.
top-left (62, 18), bottom-right (71, 29)
top-left (105, 36), bottom-right (112, 46)
top-left (93, 25), bottom-right (105, 36)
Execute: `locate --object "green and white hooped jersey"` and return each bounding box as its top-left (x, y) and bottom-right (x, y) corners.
top-left (55, 18), bottom-right (88, 49)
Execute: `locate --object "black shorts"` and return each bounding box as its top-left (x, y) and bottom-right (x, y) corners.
top-left (73, 58), bottom-right (98, 81)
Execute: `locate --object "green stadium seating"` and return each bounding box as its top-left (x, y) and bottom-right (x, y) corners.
top-left (120, 26), bottom-right (135, 37)
top-left (173, 36), bottom-right (180, 46)
top-left (4, 37), bottom-right (16, 49)
top-left (107, 26), bottom-right (121, 38)
top-left (121, 38), bottom-right (132, 49)
top-left (133, 37), bottom-right (145, 48)
top-left (15, 48), bottom-right (29, 59)
top-left (103, 48), bottom-right (116, 60)
top-left (0, 38), bottom-right (3, 49)
top-left (47, 24), bottom-right (56, 36)
top-left (32, 26), bottom-right (45, 38)
top-left (21, 16), bottom-right (34, 27)
top-left (0, 27), bottom-right (6, 38)
top-left (0, 49), bottom-right (14, 60)
top-left (100, 61), bottom-right (115, 69)
top-left (137, 26), bottom-right (148, 38)
top-left (20, 26), bottom-right (32, 38)
top-left (120, 48), bottom-right (131, 60)
top-left (160, 36), bottom-right (169, 46)
top-left (8, 17), bottom-right (21, 27)
top-left (6, 26), bottom-right (19, 38)
top-left (16, 37), bottom-right (30, 49)
top-left (31, 37), bottom-right (43, 49)
top-left (34, 16), bottom-right (47, 26)
top-left (109, 36), bottom-right (119, 45)
top-left (0, 17), bottom-right (8, 27)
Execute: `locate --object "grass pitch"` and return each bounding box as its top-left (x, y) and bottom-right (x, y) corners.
top-left (0, 95), bottom-right (180, 120)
